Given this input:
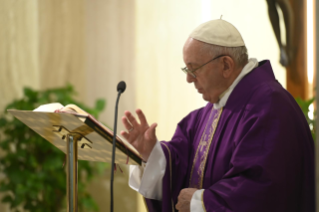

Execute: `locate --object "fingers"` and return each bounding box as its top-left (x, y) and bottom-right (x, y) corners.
top-left (123, 109), bottom-right (149, 130)
top-left (175, 201), bottom-right (185, 211)
top-left (122, 116), bottom-right (133, 131)
top-left (148, 123), bottom-right (158, 139)
top-left (175, 200), bottom-right (189, 212)
top-left (124, 110), bottom-right (139, 127)
top-left (175, 189), bottom-right (191, 211)
top-left (120, 130), bottom-right (129, 140)
top-left (136, 109), bottom-right (148, 126)
top-left (175, 189), bottom-right (182, 210)
top-left (175, 203), bottom-right (180, 210)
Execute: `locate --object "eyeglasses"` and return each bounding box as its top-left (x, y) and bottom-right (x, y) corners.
top-left (181, 54), bottom-right (226, 78)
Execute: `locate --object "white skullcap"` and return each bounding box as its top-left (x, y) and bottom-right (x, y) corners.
top-left (190, 19), bottom-right (245, 47)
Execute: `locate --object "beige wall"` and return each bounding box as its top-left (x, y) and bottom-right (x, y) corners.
top-left (0, 0), bottom-right (137, 211)
top-left (85, 0), bottom-right (138, 211)
top-left (0, 0), bottom-right (40, 112)
top-left (0, 2), bottom-right (40, 211)
top-left (38, 0), bottom-right (87, 101)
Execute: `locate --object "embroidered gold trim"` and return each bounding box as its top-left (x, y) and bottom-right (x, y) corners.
top-left (201, 190), bottom-right (207, 212)
top-left (199, 108), bottom-right (223, 188)
top-left (189, 107), bottom-right (215, 187)
top-left (162, 142), bottom-right (175, 212)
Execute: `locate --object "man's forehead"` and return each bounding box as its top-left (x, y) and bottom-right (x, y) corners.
top-left (184, 38), bottom-right (203, 53)
top-left (184, 39), bottom-right (208, 56)
top-left (183, 38), bottom-right (210, 66)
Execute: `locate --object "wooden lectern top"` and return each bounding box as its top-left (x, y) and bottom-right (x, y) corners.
top-left (8, 110), bottom-right (142, 165)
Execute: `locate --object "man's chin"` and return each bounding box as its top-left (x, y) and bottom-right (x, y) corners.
top-left (202, 94), bottom-right (210, 102)
top-left (202, 94), bottom-right (218, 104)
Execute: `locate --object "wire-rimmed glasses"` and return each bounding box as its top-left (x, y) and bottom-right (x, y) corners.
top-left (181, 54), bottom-right (226, 78)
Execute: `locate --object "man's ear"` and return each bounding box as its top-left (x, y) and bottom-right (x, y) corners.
top-left (222, 56), bottom-right (235, 78)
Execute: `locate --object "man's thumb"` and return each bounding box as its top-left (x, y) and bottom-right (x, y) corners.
top-left (149, 123), bottom-right (158, 138)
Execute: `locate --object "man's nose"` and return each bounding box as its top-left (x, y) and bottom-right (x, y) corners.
top-left (186, 73), bottom-right (195, 83)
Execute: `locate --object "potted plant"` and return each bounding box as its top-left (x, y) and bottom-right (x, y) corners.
top-left (0, 85), bottom-right (107, 212)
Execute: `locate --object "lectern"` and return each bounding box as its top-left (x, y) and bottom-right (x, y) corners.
top-left (8, 110), bottom-right (142, 212)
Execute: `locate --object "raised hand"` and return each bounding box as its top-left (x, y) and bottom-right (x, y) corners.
top-left (120, 109), bottom-right (158, 162)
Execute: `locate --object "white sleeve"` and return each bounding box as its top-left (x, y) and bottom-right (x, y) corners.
top-left (129, 141), bottom-right (166, 200)
top-left (191, 189), bottom-right (205, 212)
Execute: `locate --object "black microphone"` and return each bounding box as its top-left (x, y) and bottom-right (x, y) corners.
top-left (117, 81), bottom-right (126, 93)
top-left (110, 81), bottom-right (126, 212)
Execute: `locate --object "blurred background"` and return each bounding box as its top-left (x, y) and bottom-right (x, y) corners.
top-left (0, 0), bottom-right (316, 211)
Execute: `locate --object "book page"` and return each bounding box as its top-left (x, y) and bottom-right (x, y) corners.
top-left (33, 102), bottom-right (64, 112)
top-left (33, 103), bottom-right (88, 116)
top-left (63, 104), bottom-right (88, 115)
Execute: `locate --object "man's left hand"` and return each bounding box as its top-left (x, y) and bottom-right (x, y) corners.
top-left (175, 188), bottom-right (198, 212)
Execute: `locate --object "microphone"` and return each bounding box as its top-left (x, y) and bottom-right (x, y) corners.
top-left (110, 81), bottom-right (126, 212)
top-left (117, 81), bottom-right (126, 93)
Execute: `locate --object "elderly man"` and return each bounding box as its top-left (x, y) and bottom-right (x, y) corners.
top-left (121, 19), bottom-right (314, 212)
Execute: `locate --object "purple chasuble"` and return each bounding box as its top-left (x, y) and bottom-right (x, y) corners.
top-left (144, 60), bottom-right (315, 212)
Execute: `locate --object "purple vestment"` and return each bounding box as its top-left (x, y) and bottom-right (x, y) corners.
top-left (145, 60), bottom-right (315, 212)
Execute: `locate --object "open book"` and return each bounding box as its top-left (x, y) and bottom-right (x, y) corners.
top-left (8, 103), bottom-right (142, 165)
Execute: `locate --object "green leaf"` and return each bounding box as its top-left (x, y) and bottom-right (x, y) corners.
top-left (11, 195), bottom-right (23, 207)
top-left (2, 195), bottom-right (13, 203)
top-left (0, 184), bottom-right (10, 192)
top-left (295, 96), bottom-right (316, 142)
top-left (0, 117), bottom-right (7, 127)
top-left (95, 99), bottom-right (106, 112)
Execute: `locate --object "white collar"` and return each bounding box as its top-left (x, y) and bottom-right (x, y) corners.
top-left (213, 58), bottom-right (259, 109)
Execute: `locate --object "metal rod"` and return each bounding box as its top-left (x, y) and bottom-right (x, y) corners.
top-left (315, 0), bottom-right (319, 210)
top-left (110, 91), bottom-right (122, 212)
top-left (67, 134), bottom-right (79, 212)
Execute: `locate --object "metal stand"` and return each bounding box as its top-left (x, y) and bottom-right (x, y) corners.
top-left (51, 125), bottom-right (93, 212)
top-left (66, 134), bottom-right (81, 212)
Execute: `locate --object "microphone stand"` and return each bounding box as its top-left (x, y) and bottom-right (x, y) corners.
top-left (110, 82), bottom-right (125, 212)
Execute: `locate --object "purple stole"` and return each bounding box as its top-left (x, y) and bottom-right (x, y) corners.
top-left (189, 107), bottom-right (223, 189)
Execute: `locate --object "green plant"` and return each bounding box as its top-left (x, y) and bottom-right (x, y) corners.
top-left (295, 97), bottom-right (316, 141)
top-left (0, 85), bottom-right (107, 212)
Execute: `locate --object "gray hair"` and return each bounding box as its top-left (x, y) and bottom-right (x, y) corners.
top-left (200, 43), bottom-right (249, 68)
